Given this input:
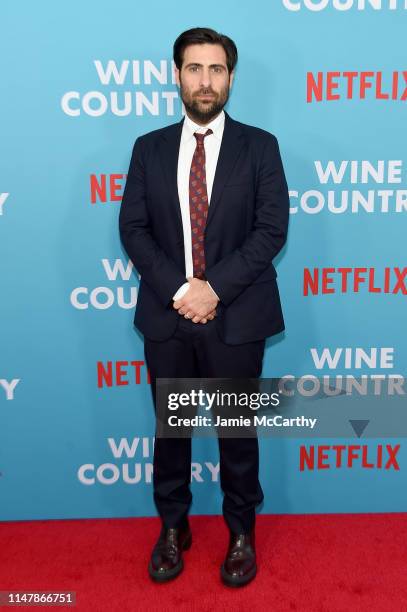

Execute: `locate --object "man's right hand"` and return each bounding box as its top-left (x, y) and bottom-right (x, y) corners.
top-left (199, 309), bottom-right (217, 324)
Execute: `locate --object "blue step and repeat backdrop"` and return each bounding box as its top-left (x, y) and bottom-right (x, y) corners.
top-left (1, 0), bottom-right (406, 521)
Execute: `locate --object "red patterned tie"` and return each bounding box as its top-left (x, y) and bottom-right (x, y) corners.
top-left (189, 129), bottom-right (213, 280)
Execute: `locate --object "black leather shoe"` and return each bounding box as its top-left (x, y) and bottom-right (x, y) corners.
top-left (148, 522), bottom-right (192, 583)
top-left (221, 530), bottom-right (257, 587)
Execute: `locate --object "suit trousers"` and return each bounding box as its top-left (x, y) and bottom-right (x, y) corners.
top-left (143, 314), bottom-right (265, 534)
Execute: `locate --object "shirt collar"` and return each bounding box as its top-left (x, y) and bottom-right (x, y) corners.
top-left (181, 110), bottom-right (225, 142)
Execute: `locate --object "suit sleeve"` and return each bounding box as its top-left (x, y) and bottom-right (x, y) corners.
top-left (205, 134), bottom-right (289, 306)
top-left (119, 137), bottom-right (187, 307)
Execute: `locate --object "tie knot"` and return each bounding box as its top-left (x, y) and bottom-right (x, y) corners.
top-left (194, 129), bottom-right (213, 146)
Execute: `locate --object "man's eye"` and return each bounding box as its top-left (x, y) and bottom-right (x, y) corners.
top-left (190, 66), bottom-right (199, 72)
top-left (213, 67), bottom-right (222, 73)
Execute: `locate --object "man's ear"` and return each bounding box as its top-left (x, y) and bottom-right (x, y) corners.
top-left (174, 66), bottom-right (180, 87)
top-left (229, 70), bottom-right (235, 88)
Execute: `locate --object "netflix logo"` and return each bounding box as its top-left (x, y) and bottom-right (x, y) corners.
top-left (97, 360), bottom-right (150, 388)
top-left (303, 267), bottom-right (407, 295)
top-left (90, 174), bottom-right (127, 204)
top-left (307, 71), bottom-right (407, 103)
top-left (300, 444), bottom-right (400, 471)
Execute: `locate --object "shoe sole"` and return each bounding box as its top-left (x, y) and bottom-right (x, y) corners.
top-left (220, 563), bottom-right (257, 587)
top-left (148, 533), bottom-right (192, 583)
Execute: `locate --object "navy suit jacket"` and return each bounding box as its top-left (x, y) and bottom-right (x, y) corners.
top-left (119, 111), bottom-right (289, 345)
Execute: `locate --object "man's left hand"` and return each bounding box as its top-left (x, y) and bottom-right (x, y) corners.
top-left (173, 277), bottom-right (219, 323)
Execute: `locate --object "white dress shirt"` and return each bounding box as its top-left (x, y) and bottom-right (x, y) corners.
top-left (172, 110), bottom-right (225, 301)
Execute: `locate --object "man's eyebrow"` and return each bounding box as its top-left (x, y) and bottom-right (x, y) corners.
top-left (184, 62), bottom-right (227, 69)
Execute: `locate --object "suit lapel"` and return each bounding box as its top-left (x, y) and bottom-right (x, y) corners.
top-left (205, 112), bottom-right (245, 231)
top-left (158, 117), bottom-right (184, 230)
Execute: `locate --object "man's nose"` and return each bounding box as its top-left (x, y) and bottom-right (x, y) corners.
top-left (199, 68), bottom-right (212, 89)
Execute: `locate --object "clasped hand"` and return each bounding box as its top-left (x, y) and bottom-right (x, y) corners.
top-left (173, 277), bottom-right (219, 324)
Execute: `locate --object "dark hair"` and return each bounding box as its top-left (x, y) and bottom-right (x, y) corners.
top-left (173, 27), bottom-right (238, 74)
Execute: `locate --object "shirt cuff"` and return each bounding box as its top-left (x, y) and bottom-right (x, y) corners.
top-left (206, 281), bottom-right (220, 301)
top-left (172, 282), bottom-right (190, 301)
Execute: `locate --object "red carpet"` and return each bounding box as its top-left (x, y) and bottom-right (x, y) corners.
top-left (1, 514), bottom-right (406, 611)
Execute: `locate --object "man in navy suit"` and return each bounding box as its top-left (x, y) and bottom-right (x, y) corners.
top-left (119, 27), bottom-right (289, 587)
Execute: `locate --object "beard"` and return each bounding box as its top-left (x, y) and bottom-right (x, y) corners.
top-left (179, 79), bottom-right (230, 124)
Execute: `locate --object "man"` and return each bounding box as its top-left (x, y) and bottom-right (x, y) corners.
top-left (119, 27), bottom-right (289, 587)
